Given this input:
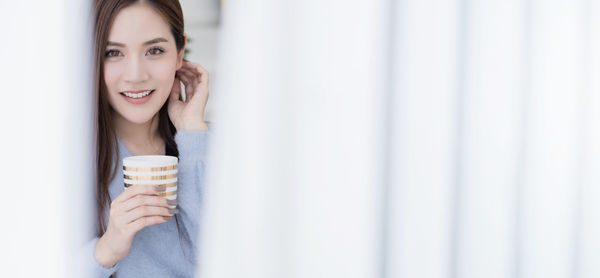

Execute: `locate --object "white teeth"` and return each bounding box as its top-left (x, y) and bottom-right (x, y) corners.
top-left (122, 90), bottom-right (152, 99)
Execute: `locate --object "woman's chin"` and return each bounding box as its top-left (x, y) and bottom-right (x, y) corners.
top-left (115, 109), bottom-right (159, 125)
top-left (125, 115), bottom-right (158, 124)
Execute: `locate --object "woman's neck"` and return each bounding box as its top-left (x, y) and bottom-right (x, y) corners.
top-left (112, 111), bottom-right (164, 155)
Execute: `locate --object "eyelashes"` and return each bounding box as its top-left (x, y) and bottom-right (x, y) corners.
top-left (147, 47), bottom-right (165, 55)
top-left (104, 47), bottom-right (165, 58)
top-left (105, 49), bottom-right (121, 57)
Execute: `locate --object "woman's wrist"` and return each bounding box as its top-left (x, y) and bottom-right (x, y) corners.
top-left (95, 233), bottom-right (119, 269)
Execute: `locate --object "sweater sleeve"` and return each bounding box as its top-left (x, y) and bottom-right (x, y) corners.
top-left (81, 237), bottom-right (119, 277)
top-left (174, 129), bottom-right (210, 259)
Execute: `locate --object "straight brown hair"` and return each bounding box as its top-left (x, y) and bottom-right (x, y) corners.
top-left (93, 0), bottom-right (189, 274)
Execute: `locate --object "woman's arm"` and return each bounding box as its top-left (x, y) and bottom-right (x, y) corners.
top-left (167, 59), bottom-right (211, 256)
top-left (173, 130), bottom-right (210, 257)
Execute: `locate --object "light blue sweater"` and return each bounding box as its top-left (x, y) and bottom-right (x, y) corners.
top-left (82, 130), bottom-right (209, 278)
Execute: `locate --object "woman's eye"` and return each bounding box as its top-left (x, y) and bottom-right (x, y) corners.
top-left (105, 49), bottom-right (122, 58)
top-left (147, 47), bottom-right (164, 56)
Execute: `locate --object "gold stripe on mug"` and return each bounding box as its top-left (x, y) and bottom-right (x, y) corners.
top-left (123, 165), bottom-right (177, 172)
top-left (123, 174), bottom-right (177, 180)
top-left (124, 182), bottom-right (177, 188)
top-left (158, 191), bottom-right (177, 197)
top-left (156, 182), bottom-right (177, 189)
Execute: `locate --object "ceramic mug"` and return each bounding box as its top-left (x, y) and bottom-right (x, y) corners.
top-left (123, 155), bottom-right (178, 208)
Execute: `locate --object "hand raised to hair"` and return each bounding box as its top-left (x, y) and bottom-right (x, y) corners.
top-left (168, 60), bottom-right (209, 131)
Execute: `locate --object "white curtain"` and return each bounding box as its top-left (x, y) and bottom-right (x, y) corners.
top-left (201, 0), bottom-right (387, 277)
top-left (0, 1), bottom-right (94, 277)
top-left (200, 0), bottom-right (600, 278)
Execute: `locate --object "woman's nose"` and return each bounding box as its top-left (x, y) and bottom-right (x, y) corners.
top-left (123, 56), bottom-right (149, 83)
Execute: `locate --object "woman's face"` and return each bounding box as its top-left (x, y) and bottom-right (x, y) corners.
top-left (104, 2), bottom-right (183, 124)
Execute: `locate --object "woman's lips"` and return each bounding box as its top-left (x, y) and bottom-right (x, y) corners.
top-left (120, 90), bottom-right (154, 104)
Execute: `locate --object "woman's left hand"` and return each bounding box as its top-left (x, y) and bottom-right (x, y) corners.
top-left (168, 60), bottom-right (209, 131)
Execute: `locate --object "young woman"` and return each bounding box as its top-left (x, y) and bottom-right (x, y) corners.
top-left (84, 0), bottom-right (210, 277)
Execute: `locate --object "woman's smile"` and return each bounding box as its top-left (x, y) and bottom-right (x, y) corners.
top-left (120, 89), bottom-right (155, 104)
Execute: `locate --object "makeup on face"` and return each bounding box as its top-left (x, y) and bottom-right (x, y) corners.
top-left (103, 2), bottom-right (180, 124)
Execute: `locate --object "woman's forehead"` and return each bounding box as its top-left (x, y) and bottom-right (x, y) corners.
top-left (107, 3), bottom-right (172, 47)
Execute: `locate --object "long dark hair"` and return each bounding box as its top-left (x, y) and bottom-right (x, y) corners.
top-left (93, 0), bottom-right (189, 272)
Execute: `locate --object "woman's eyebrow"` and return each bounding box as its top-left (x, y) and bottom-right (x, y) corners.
top-left (142, 37), bottom-right (168, 45)
top-left (106, 37), bottom-right (169, 47)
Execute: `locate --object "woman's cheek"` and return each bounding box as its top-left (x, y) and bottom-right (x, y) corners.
top-left (103, 63), bottom-right (121, 92)
top-left (147, 59), bottom-right (177, 92)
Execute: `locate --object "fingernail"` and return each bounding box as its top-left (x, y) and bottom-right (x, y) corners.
top-left (154, 185), bottom-right (165, 192)
top-left (168, 208), bottom-right (180, 215)
top-left (167, 199), bottom-right (178, 206)
top-left (163, 216), bottom-right (172, 221)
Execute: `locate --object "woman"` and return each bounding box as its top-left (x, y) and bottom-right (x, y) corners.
top-left (84, 0), bottom-right (210, 277)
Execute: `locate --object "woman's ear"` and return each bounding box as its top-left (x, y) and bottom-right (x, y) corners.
top-left (176, 33), bottom-right (187, 70)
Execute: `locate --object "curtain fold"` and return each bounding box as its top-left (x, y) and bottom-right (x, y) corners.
top-left (200, 1), bottom-right (599, 278)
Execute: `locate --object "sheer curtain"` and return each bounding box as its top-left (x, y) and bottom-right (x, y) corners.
top-left (0, 1), bottom-right (94, 277)
top-left (199, 0), bottom-right (600, 278)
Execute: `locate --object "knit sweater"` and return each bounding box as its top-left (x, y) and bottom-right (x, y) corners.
top-left (82, 130), bottom-right (209, 278)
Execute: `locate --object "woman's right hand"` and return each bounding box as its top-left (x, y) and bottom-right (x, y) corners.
top-left (95, 185), bottom-right (176, 268)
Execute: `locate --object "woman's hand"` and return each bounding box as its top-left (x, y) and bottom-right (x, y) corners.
top-left (168, 60), bottom-right (210, 131)
top-left (95, 185), bottom-right (177, 268)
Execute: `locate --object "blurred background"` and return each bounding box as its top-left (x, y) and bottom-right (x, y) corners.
top-left (178, 0), bottom-right (221, 122)
top-left (2, 0), bottom-right (600, 278)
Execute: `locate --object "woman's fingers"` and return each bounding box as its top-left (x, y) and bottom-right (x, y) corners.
top-left (175, 71), bottom-right (191, 90)
top-left (179, 62), bottom-right (207, 86)
top-left (176, 70), bottom-right (197, 100)
top-left (112, 184), bottom-right (161, 204)
top-left (124, 205), bottom-right (173, 224)
top-left (177, 68), bottom-right (198, 88)
top-left (178, 63), bottom-right (198, 77)
top-left (176, 61), bottom-right (208, 91)
top-left (105, 186), bottom-right (177, 248)
top-left (120, 194), bottom-right (170, 212)
top-left (129, 215), bottom-right (172, 234)
top-left (182, 60), bottom-right (209, 85)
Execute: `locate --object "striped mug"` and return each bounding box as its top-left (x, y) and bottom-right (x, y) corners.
top-left (123, 155), bottom-right (178, 208)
